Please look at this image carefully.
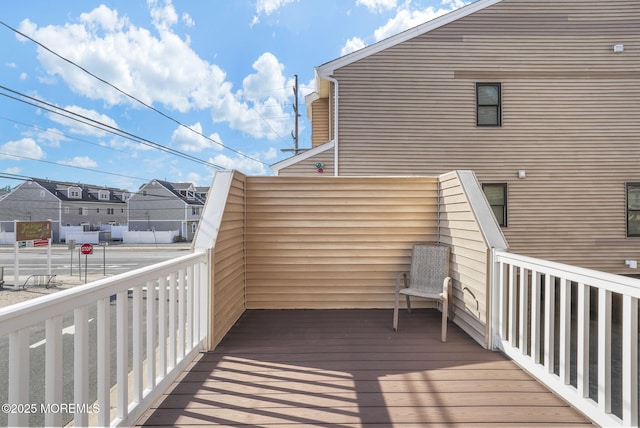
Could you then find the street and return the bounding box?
[0,244,190,287]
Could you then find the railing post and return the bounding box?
[146,280,157,392]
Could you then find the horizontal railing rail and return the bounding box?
[0,250,208,427]
[492,250,639,427]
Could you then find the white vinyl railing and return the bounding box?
[491,250,639,427]
[0,250,209,427]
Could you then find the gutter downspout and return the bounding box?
[324,75,339,176]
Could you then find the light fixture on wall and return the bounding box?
[517,170,526,179]
[625,259,637,269]
[613,44,624,53]
[315,162,324,174]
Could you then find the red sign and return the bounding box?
[80,243,93,255]
[33,239,49,247]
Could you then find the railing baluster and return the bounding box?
[178,268,186,359]
[169,272,177,369]
[508,264,517,344]
[44,316,63,427]
[577,282,590,398]
[97,297,111,428]
[146,279,157,392]
[559,278,571,385]
[8,329,29,427]
[531,271,541,364]
[74,306,89,427]
[621,294,638,426]
[116,290,128,421]
[544,273,555,374]
[133,286,143,403]
[598,288,612,413]
[497,259,506,340]
[187,264,194,349]
[158,275,167,377]
[518,266,528,354]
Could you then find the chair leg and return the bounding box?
[441,299,448,342]
[405,295,411,313]
[393,291,400,331]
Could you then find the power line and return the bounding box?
[0,19,269,167]
[0,86,225,170]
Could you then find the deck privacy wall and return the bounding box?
[210,171,246,349]
[439,171,497,347]
[244,176,439,309]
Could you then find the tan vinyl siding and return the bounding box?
[439,171,492,347]
[245,176,439,309]
[323,0,640,274]
[276,147,335,177]
[311,97,330,148]
[210,172,246,348]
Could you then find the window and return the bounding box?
[107,208,114,215]
[79,207,88,216]
[477,83,501,126]
[64,207,70,214]
[192,207,200,216]
[482,183,507,227]
[627,183,640,237]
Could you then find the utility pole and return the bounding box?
[282,74,302,155]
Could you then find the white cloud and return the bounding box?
[2,166,22,175]
[48,105,119,137]
[210,153,268,175]
[255,0,297,16]
[356,0,397,14]
[171,123,224,152]
[0,138,45,160]
[58,156,97,168]
[373,0,470,42]
[341,37,366,56]
[18,3,293,141]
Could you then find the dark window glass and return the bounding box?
[483,183,507,227]
[477,83,501,126]
[627,184,640,237]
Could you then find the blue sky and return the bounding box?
[0,0,470,191]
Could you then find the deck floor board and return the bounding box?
[136,309,593,427]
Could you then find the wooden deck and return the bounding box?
[136,309,593,427]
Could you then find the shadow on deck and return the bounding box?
[136,309,593,427]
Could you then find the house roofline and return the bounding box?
[271,141,335,175]
[316,0,503,77]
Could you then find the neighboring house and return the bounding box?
[0,179,129,242]
[127,180,206,241]
[272,0,640,275]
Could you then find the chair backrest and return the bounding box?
[408,243,450,293]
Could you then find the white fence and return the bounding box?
[0,251,209,427]
[123,230,179,244]
[491,250,639,427]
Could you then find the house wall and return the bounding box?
[244,176,439,309]
[60,201,127,227]
[0,182,60,223]
[311,97,330,148]
[128,181,186,226]
[296,0,640,275]
[276,146,335,177]
[210,171,247,349]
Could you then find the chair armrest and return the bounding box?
[395,272,408,292]
[441,276,452,304]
